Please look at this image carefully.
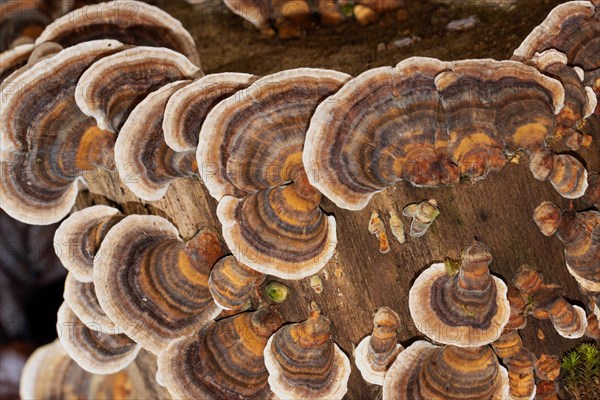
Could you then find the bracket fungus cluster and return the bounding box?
[5,0,600,398]
[198,68,350,279]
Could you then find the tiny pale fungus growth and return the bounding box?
[310,274,324,294]
[263,310,351,400]
[355,307,403,385]
[265,282,290,303]
[368,211,390,253]
[402,199,439,238]
[388,211,406,244]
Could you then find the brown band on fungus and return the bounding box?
[208,256,265,310]
[383,341,509,400]
[505,286,528,330]
[115,80,198,201]
[355,307,403,386]
[158,307,283,400]
[64,273,116,333]
[57,303,140,374]
[491,330,524,360]
[163,73,258,152]
[36,1,200,66]
[0,40,124,225]
[263,310,351,400]
[94,215,224,354]
[0,44,34,83]
[503,349,536,400]
[409,241,510,347]
[535,354,561,381]
[583,171,600,208]
[54,205,123,282]
[304,57,564,210]
[529,149,589,199]
[75,46,202,133]
[513,1,600,73]
[199,68,350,279]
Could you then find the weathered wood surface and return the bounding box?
[73,1,599,398]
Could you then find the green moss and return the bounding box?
[560,343,600,400]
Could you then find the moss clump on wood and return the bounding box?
[561,343,600,400]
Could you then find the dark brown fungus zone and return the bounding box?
[115,80,198,201]
[163,72,258,152]
[0,44,34,84]
[208,256,265,310]
[263,310,351,399]
[63,273,117,333]
[54,205,124,282]
[0,40,124,225]
[75,46,202,134]
[354,307,403,385]
[198,68,350,279]
[94,214,224,354]
[409,241,510,346]
[56,303,140,374]
[382,342,509,400]
[304,57,564,210]
[533,202,600,292]
[158,307,283,400]
[35,0,200,66]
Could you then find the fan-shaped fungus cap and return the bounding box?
[535,354,561,381]
[56,302,140,374]
[36,1,200,65]
[504,349,536,400]
[529,149,589,199]
[0,0,54,51]
[208,256,265,310]
[20,341,167,399]
[94,215,224,354]
[158,307,283,400]
[382,341,509,400]
[533,201,562,237]
[222,0,272,35]
[263,310,351,400]
[20,341,92,399]
[506,287,528,330]
[199,69,350,279]
[54,205,123,282]
[75,46,202,133]
[355,307,403,385]
[0,44,34,83]
[63,273,116,332]
[115,80,199,201]
[513,1,599,75]
[0,40,124,225]
[163,72,258,152]
[409,241,510,346]
[304,57,564,210]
